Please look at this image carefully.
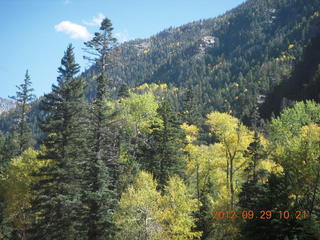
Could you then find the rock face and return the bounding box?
[0,97,16,115]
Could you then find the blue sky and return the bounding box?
[0,0,245,98]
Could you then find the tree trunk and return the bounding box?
[230,158,234,210]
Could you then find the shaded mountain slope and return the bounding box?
[261,33,320,118]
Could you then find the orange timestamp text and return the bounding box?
[211,210,310,220]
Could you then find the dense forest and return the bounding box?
[1,0,320,239]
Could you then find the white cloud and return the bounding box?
[115,29,130,43]
[83,13,105,26]
[55,21,91,40]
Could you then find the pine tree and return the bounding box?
[243,132,267,182]
[0,131,5,166]
[28,44,88,240]
[195,177,216,240]
[83,17,119,239]
[83,16,119,179]
[181,88,201,126]
[118,83,130,99]
[1,130,20,166]
[238,133,270,239]
[82,73,118,239]
[140,99,186,189]
[10,70,35,153]
[83,17,117,73]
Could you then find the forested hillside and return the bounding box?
[1,0,320,239]
[261,33,320,118]
[2,0,320,132]
[83,0,320,120]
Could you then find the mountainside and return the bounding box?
[83,0,320,121]
[2,1,320,239]
[0,97,15,115]
[1,0,320,133]
[261,33,320,118]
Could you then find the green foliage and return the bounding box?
[181,88,202,126]
[85,72,118,240]
[28,44,89,240]
[83,17,117,72]
[81,0,320,123]
[118,83,130,98]
[0,131,5,165]
[239,101,320,239]
[138,99,186,189]
[119,92,161,136]
[83,17,120,239]
[9,70,35,153]
[268,100,320,143]
[1,1,320,239]
[1,130,20,166]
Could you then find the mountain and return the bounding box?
[83,0,320,122]
[0,97,15,115]
[2,0,320,133]
[260,33,320,118]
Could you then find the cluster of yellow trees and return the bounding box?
[1,87,320,239]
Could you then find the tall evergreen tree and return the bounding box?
[83,17,117,73]
[1,130,19,166]
[139,99,186,189]
[0,130,10,239]
[181,88,201,126]
[0,131,5,166]
[84,17,119,179]
[10,70,35,153]
[28,44,88,240]
[194,177,216,240]
[83,17,119,239]
[82,73,118,239]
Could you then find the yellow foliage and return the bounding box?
[288,44,295,49]
[115,172,201,239]
[134,83,149,91]
[312,11,320,18]
[132,83,175,100]
[119,92,162,135]
[260,159,283,174]
[181,123,199,143]
[0,148,46,236]
[301,123,320,141]
[209,62,224,73]
[184,143,225,196]
[269,122,320,196]
[206,112,253,208]
[157,176,202,239]
[114,171,162,240]
[206,112,253,151]
[275,54,295,62]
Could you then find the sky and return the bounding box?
[0,0,245,98]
